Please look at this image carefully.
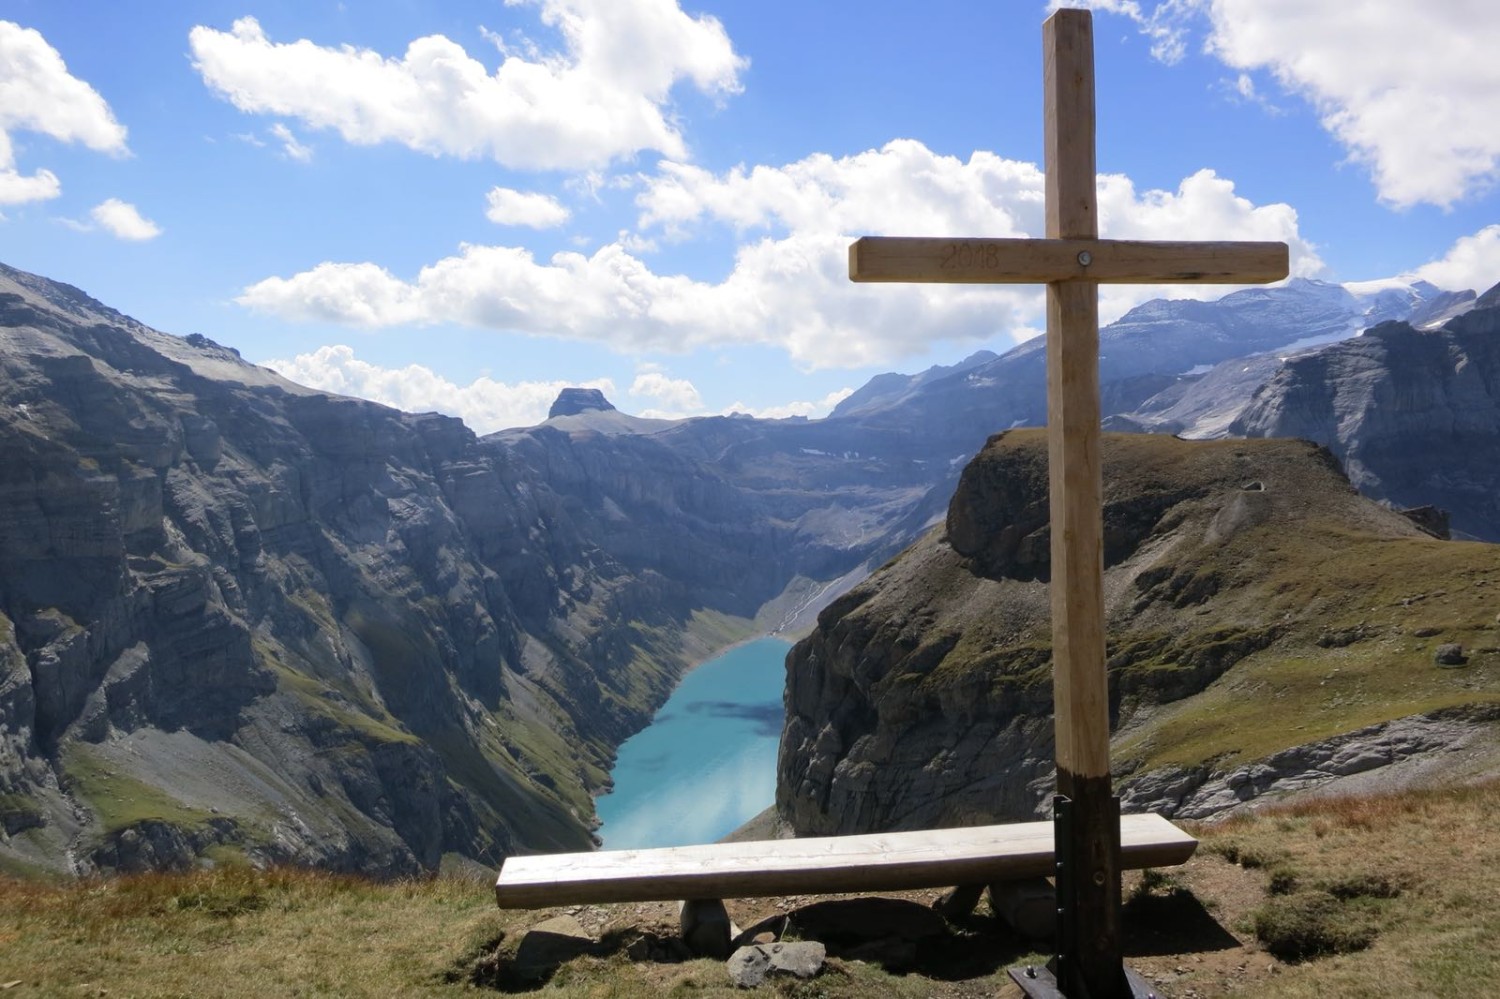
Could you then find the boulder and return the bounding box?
[726,941,825,988]
[547,387,616,418]
[513,914,595,979]
[1435,643,1467,666]
[990,878,1056,940]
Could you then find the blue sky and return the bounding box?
[2,0,1498,432]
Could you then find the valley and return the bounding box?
[2,258,1500,878]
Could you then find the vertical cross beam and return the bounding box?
[847,8,1285,996]
[1044,10,1125,998]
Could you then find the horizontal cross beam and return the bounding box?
[849,236,1289,285]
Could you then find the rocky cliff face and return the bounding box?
[1228,302,1500,538]
[778,431,1500,835]
[0,259,981,877]
[0,263,819,876]
[6,253,1497,874]
[0,294,587,873]
[1113,285,1500,541]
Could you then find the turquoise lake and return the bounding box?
[594,636,792,850]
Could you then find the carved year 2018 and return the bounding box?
[939,241,1001,270]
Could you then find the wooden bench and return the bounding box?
[494,812,1196,908]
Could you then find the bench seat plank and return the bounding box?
[494,812,1195,908]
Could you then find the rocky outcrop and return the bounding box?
[778,431,1500,835]
[1121,705,1500,818]
[548,388,615,418]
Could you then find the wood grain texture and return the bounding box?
[493,813,1197,908]
[848,237,1289,285]
[1046,278,1109,780]
[1044,8,1096,241]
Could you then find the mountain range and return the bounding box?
[2,258,1498,875]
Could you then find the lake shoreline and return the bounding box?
[593,636,793,850]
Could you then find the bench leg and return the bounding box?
[679,898,742,959]
[932,883,986,920]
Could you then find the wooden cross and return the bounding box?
[848,9,1287,998]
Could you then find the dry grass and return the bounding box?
[0,867,508,997]
[1,779,1496,997]
[1162,779,1500,997]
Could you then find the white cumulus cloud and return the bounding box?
[629,370,703,414]
[1075,0,1500,208]
[238,141,1319,369]
[726,387,856,420]
[0,20,128,205]
[90,198,161,240]
[486,187,570,228]
[189,1,746,170]
[1345,225,1500,297]
[1201,0,1500,208]
[637,139,1045,239]
[262,344,615,433]
[1049,0,1192,63]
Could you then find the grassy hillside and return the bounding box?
[977,431,1500,771]
[779,431,1500,837]
[1,779,1496,997]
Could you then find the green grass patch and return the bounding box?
[1111,522,1500,771]
[426,724,593,855]
[0,847,54,880]
[1251,889,1380,961]
[1116,645,1500,772]
[682,607,757,652]
[0,792,43,833]
[265,656,419,747]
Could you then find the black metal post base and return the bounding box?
[1007,961,1159,998]
[1009,791,1142,997]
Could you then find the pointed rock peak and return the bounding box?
[1476,279,1500,311]
[549,387,617,418]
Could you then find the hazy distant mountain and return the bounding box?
[1228,292,1500,538]
[1101,282,1500,539]
[830,350,998,419]
[838,278,1471,434]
